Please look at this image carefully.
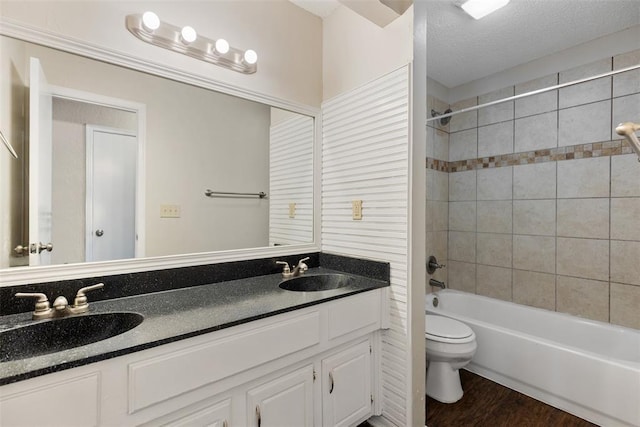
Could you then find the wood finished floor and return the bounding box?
[425,370,598,427]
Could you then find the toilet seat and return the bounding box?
[426,315,475,344]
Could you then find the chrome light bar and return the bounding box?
[125,13,257,74]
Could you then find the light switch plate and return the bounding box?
[352,200,363,220]
[288,203,296,218]
[160,204,180,218]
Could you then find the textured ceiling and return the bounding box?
[426,0,640,88]
[289,0,640,88]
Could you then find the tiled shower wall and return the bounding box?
[425,96,450,287]
[427,49,640,330]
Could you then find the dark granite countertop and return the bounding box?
[0,267,388,386]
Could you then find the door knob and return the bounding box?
[36,242,53,253]
[14,244,29,255]
[95,229,104,237]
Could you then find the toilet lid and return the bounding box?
[425,315,473,340]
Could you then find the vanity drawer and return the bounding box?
[327,291,381,341]
[0,372,99,427]
[128,311,321,413]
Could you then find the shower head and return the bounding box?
[615,122,640,162]
[431,108,453,126]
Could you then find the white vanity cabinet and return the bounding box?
[0,289,386,427]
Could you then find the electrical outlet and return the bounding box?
[160,204,181,218]
[352,200,363,220]
[288,203,296,218]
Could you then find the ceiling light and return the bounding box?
[180,26,197,43]
[215,39,230,54]
[461,0,510,20]
[142,11,160,31]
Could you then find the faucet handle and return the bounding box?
[296,257,310,273]
[73,283,104,309]
[427,256,446,274]
[15,292,50,312]
[276,260,290,272]
[15,292,53,319]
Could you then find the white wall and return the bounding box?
[0,0,323,107]
[322,4,413,101]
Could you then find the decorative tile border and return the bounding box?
[426,139,633,172]
[426,158,448,172]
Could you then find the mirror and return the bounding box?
[0,35,314,269]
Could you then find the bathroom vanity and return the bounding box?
[0,258,389,427]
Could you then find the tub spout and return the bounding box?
[429,279,446,289]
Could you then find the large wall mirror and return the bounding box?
[0,33,316,279]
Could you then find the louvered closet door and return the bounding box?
[321,65,410,426]
[269,115,314,246]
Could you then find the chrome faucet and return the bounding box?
[429,278,446,290]
[15,283,104,320]
[276,257,309,278]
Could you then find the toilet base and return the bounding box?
[426,361,463,403]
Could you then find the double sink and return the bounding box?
[0,273,352,363]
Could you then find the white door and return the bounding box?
[28,57,53,266]
[246,365,314,427]
[85,126,137,262]
[322,341,372,427]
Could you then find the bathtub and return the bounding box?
[425,290,640,427]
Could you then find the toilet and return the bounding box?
[425,314,477,403]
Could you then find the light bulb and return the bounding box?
[142,11,160,31]
[461,0,510,19]
[181,26,197,43]
[243,49,258,65]
[215,39,230,54]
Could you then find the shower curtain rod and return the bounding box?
[426,63,640,123]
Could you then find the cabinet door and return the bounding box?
[246,365,314,427]
[322,341,372,427]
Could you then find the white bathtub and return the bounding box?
[425,290,640,427]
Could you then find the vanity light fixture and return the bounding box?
[244,49,258,65]
[141,11,160,31]
[180,26,197,44]
[460,0,510,19]
[215,39,230,54]
[126,12,257,74]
